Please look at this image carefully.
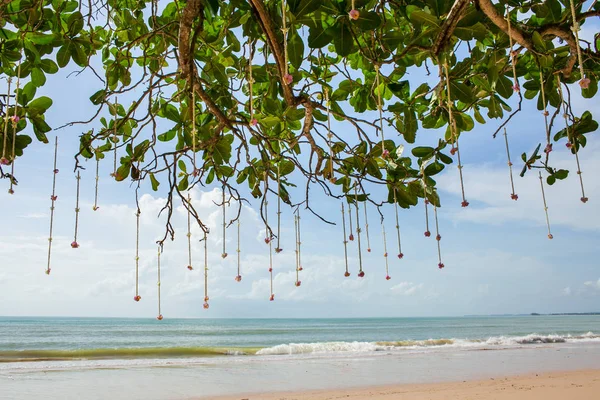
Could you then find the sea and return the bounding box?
[1,315,600,399]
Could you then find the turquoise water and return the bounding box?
[1,315,599,362]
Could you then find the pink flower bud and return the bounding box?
[10,115,20,124]
[424,231,431,237]
[438,262,445,269]
[269,294,275,301]
[51,195,58,201]
[295,281,301,287]
[268,267,272,273]
[235,275,242,282]
[203,302,210,309]
[284,73,293,85]
[512,84,520,92]
[344,271,351,277]
[511,193,519,201]
[157,315,164,321]
[187,265,193,271]
[579,78,591,89]
[54,169,59,174]
[450,147,457,156]
[548,234,553,240]
[461,200,469,207]
[134,295,141,302]
[397,253,404,259]
[358,271,365,278]
[221,253,228,259]
[0,157,9,166]
[385,275,391,281]
[436,234,441,241]
[581,197,589,203]
[566,142,572,149]
[71,241,79,249]
[382,149,389,158]
[544,143,552,154]
[204,296,210,302]
[250,119,258,127]
[349,233,354,241]
[349,9,360,20]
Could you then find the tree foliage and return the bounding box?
[0,0,598,240]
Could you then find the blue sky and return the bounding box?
[0,18,599,319]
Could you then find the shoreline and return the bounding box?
[209,369,600,400]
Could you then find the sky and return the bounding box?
[0,17,599,319]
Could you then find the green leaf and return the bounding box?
[158,128,177,142]
[90,90,106,105]
[407,7,440,27]
[352,11,382,31]
[56,42,74,68]
[278,159,295,176]
[178,159,187,173]
[40,59,59,74]
[412,146,435,158]
[149,173,160,191]
[178,175,189,191]
[30,116,51,143]
[115,163,131,182]
[555,169,569,180]
[333,23,353,57]
[582,78,598,99]
[27,96,53,116]
[449,81,474,104]
[424,161,445,176]
[496,75,513,99]
[288,31,304,70]
[308,26,332,49]
[292,0,320,17]
[31,68,46,87]
[67,11,84,36]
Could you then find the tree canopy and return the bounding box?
[1,0,598,243]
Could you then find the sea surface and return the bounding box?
[1,316,600,399]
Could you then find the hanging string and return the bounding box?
[444,60,468,207]
[354,184,364,277]
[363,200,371,252]
[568,0,589,88]
[203,231,210,309]
[265,172,274,301]
[8,53,22,194]
[1,78,12,166]
[392,188,404,258]
[296,209,302,273]
[134,207,141,301]
[503,128,518,200]
[341,203,350,277]
[191,91,198,176]
[111,97,118,177]
[325,88,334,180]
[93,152,100,210]
[433,205,444,269]
[294,213,301,287]
[46,137,59,275]
[539,70,552,155]
[248,39,257,126]
[557,75,587,203]
[423,186,431,237]
[506,8,520,92]
[186,193,193,270]
[157,245,163,320]
[222,186,228,258]
[281,0,292,84]
[71,171,81,249]
[347,199,354,241]
[538,172,553,239]
[374,65,387,157]
[382,219,390,280]
[275,154,283,253]
[235,218,242,282]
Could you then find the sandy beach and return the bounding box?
[213,369,600,400]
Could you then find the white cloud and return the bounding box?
[583,279,600,291]
[390,282,424,296]
[562,287,572,296]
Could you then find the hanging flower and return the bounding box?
[10,115,19,124]
[544,143,553,154]
[438,262,445,269]
[204,296,209,302]
[547,234,554,240]
[235,275,242,282]
[511,193,519,201]
[187,265,193,271]
[284,73,293,85]
[192,169,200,177]
[382,149,389,158]
[461,200,469,207]
[450,147,457,156]
[295,281,301,287]
[512,84,520,92]
[157,315,163,321]
[275,247,283,253]
[250,119,258,127]
[71,241,79,249]
[221,253,228,259]
[0,157,9,166]
[54,169,59,174]
[268,267,272,273]
[349,9,360,20]
[397,253,404,259]
[581,197,589,203]
[436,234,441,241]
[264,237,271,244]
[543,111,549,117]
[566,142,573,149]
[134,295,141,302]
[344,271,351,277]
[385,275,391,281]
[8,188,14,195]
[424,231,431,237]
[203,302,210,309]
[349,233,354,241]
[367,248,371,253]
[51,195,58,201]
[298,266,303,271]
[45,269,51,275]
[93,206,99,211]
[269,294,275,301]
[358,271,365,278]
[579,77,591,89]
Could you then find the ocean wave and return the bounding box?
[255,333,600,355]
[2,333,599,362]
